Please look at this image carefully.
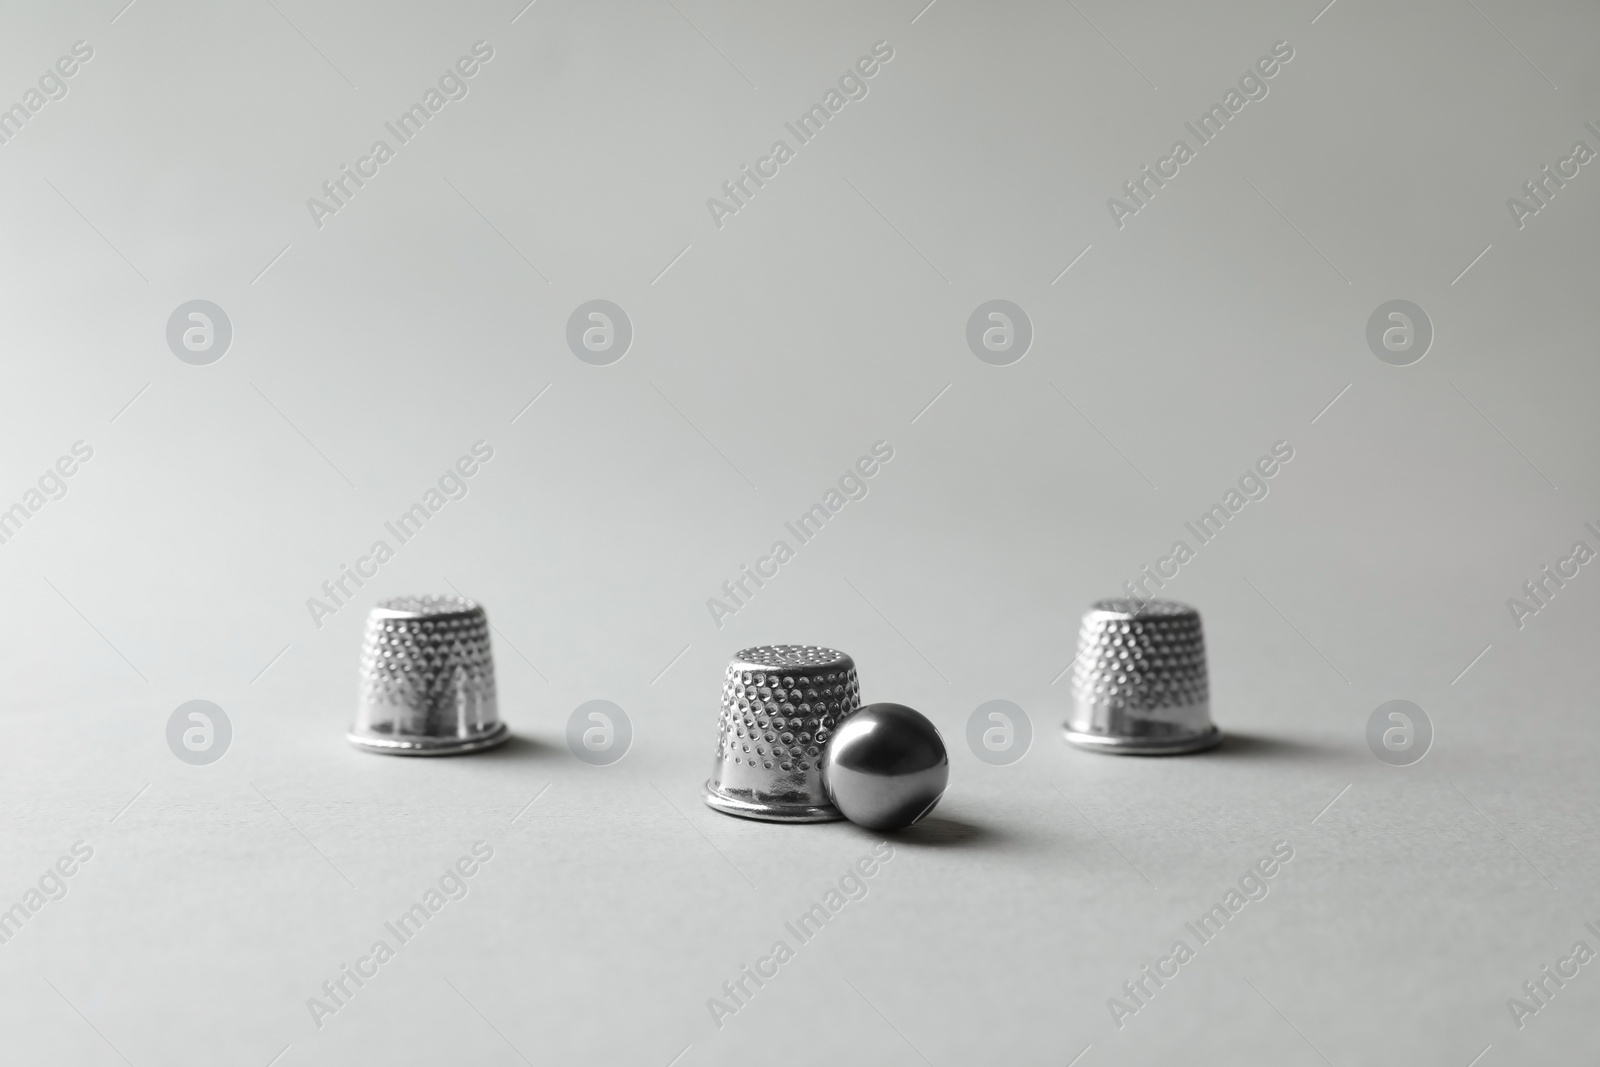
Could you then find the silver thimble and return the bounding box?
[1064,599,1220,755]
[349,594,510,755]
[703,645,860,822]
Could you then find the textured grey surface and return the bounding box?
[0,1,1598,1064]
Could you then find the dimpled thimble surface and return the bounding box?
[1064,599,1220,755]
[703,645,860,822]
[349,595,510,756]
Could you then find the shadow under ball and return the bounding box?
[822,703,949,831]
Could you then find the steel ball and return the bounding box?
[821,703,949,830]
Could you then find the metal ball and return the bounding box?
[821,703,949,831]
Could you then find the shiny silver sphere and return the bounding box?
[821,703,949,831]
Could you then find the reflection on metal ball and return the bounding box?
[821,703,949,831]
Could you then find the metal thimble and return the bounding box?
[703,645,860,822]
[349,594,510,756]
[1064,599,1220,755]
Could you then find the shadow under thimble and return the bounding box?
[703,645,859,822]
[348,595,510,756]
[1064,598,1221,755]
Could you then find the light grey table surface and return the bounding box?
[1,1,1597,1064]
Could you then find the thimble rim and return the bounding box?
[1063,723,1220,756]
[702,781,845,822]
[348,721,510,756]
[1085,598,1198,620]
[369,594,482,619]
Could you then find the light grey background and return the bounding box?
[1,0,1597,1063]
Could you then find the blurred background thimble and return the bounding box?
[1064,599,1220,755]
[349,594,510,755]
[704,645,860,822]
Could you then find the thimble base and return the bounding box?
[1063,724,1221,756]
[348,721,511,756]
[702,782,844,823]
